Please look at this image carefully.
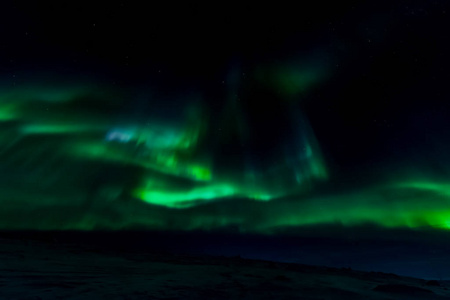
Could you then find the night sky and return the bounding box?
[2,0,450,262]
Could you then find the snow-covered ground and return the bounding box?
[1,235,449,299]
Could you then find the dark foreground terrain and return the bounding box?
[0,233,449,300]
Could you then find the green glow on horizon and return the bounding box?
[250,181,450,233]
[2,175,450,231]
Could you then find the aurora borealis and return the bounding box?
[2,75,450,233]
[1,0,450,241]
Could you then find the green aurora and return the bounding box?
[0,72,449,234]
